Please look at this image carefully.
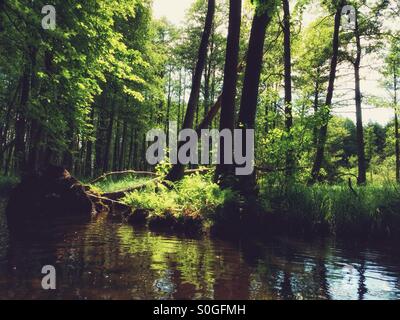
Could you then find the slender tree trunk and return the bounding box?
[236,6,273,195]
[119,119,128,170]
[182,71,187,127]
[178,70,182,131]
[0,80,20,172]
[127,126,134,169]
[133,129,139,169]
[14,65,30,174]
[283,0,294,178]
[113,116,121,171]
[166,66,172,141]
[95,86,108,175]
[27,47,42,172]
[204,44,212,119]
[215,0,242,185]
[63,120,75,171]
[313,73,320,145]
[103,104,115,173]
[394,71,400,183]
[166,0,215,182]
[85,107,95,177]
[310,1,343,184]
[5,143,14,175]
[354,13,367,185]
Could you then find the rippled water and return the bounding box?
[0,200,399,300]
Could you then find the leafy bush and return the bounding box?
[122,173,236,220]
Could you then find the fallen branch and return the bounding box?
[185,168,212,174]
[87,192,131,212]
[99,168,213,201]
[90,170,157,184]
[101,177,163,200]
[255,166,308,173]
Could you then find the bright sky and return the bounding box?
[152,0,395,125]
[152,0,195,25]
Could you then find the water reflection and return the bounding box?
[0,203,399,300]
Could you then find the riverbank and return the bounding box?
[1,173,399,239]
[90,173,400,239]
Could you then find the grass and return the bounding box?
[90,176,151,193]
[88,172,400,239]
[261,182,400,238]
[122,173,237,232]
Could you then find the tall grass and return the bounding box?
[262,182,400,237]
[87,171,400,238]
[90,176,150,193]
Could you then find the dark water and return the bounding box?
[0,201,400,300]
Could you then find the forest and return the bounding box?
[0,0,400,239]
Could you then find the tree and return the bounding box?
[166,0,216,182]
[382,36,400,182]
[282,0,294,178]
[215,0,242,186]
[310,0,344,184]
[236,0,275,195]
[353,7,367,184]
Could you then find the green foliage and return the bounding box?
[262,182,400,237]
[91,176,150,193]
[123,173,236,219]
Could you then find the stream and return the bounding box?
[0,200,399,300]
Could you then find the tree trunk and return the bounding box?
[283,0,294,178]
[166,0,215,182]
[133,128,139,169]
[166,66,172,141]
[394,71,400,183]
[178,70,183,131]
[313,71,320,145]
[119,119,128,171]
[204,46,212,119]
[215,0,242,185]
[310,1,343,184]
[95,87,108,176]
[113,116,121,171]
[236,6,273,195]
[127,126,134,169]
[103,104,115,173]
[85,107,95,177]
[14,66,30,173]
[354,13,367,185]
[0,80,20,172]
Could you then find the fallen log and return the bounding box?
[6,166,96,234]
[99,168,212,201]
[101,177,162,201]
[89,170,157,184]
[5,165,135,234]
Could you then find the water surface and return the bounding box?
[0,200,399,300]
